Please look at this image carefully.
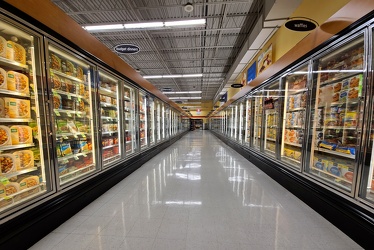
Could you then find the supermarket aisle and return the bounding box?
[30,131,362,250]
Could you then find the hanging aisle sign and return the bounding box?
[285,19,317,32]
[114,44,140,54]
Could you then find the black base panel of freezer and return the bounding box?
[0,131,188,249]
[212,131,374,250]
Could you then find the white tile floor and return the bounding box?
[30,131,362,250]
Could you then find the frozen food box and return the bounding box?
[0,36,6,58]
[10,125,33,144]
[5,182,20,196]
[7,71,29,94]
[59,142,72,156]
[67,120,78,133]
[0,67,7,89]
[53,93,62,109]
[348,87,359,99]
[2,98,31,118]
[0,153,19,174]
[50,53,62,71]
[51,75,61,90]
[0,125,12,147]
[13,150,34,170]
[0,98,4,117]
[0,183,5,198]
[12,43,26,65]
[5,41,14,61]
[18,176,39,190]
[57,119,69,133]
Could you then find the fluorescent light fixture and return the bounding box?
[143,74,203,79]
[124,22,163,29]
[163,91,202,94]
[164,19,206,27]
[84,24,124,31]
[163,74,182,78]
[169,97,202,100]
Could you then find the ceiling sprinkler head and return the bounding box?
[184,3,194,12]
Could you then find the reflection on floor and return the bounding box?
[30,131,362,250]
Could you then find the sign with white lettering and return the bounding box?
[285,19,317,32]
[114,44,140,54]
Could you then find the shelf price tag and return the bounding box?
[78,97,81,102]
[73,134,78,139]
[82,154,87,157]
[74,155,79,160]
[63,136,69,140]
[66,112,72,117]
[76,113,81,118]
[81,134,86,138]
[68,94,72,100]
[54,110,61,116]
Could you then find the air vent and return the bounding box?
[175,100,183,104]
[162,87,172,92]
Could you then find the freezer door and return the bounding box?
[123,82,137,156]
[0,17,54,216]
[98,70,121,167]
[139,92,148,149]
[47,43,98,187]
[306,34,365,194]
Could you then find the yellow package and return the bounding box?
[10,125,33,145]
[18,176,39,190]
[3,98,31,118]
[13,150,34,170]
[7,71,29,94]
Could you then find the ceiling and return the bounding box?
[50,0,300,103]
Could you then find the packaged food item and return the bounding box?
[336,146,355,155]
[18,176,39,190]
[75,100,84,112]
[58,162,69,176]
[339,90,348,102]
[348,87,359,99]
[0,183,5,198]
[2,98,30,118]
[0,67,7,89]
[57,120,69,133]
[5,41,14,61]
[59,142,72,156]
[349,76,360,88]
[65,79,75,93]
[13,43,26,64]
[51,74,61,90]
[0,153,18,174]
[319,141,337,150]
[65,60,75,76]
[75,121,89,133]
[326,162,341,177]
[5,182,20,195]
[0,98,4,117]
[67,120,78,133]
[50,53,61,71]
[0,125,12,147]
[76,67,84,80]
[61,98,74,110]
[313,157,324,170]
[53,93,62,109]
[10,125,32,144]
[13,150,34,170]
[333,82,342,93]
[0,36,6,58]
[77,83,85,96]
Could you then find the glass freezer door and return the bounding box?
[48,43,97,186]
[0,17,53,214]
[244,98,252,146]
[264,81,280,158]
[307,35,365,193]
[253,93,263,150]
[123,83,137,156]
[98,70,121,167]
[281,65,308,169]
[139,92,148,149]
[148,97,155,146]
[156,100,160,142]
[161,103,165,140]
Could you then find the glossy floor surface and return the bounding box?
[30,131,362,249]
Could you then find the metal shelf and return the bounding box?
[50,69,84,83]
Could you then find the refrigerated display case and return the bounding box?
[139,91,148,149]
[238,101,244,143]
[244,98,252,146]
[161,102,165,140]
[306,34,365,193]
[165,105,169,139]
[253,92,263,150]
[48,43,97,186]
[0,18,53,213]
[148,97,155,146]
[123,82,137,155]
[280,65,308,169]
[155,100,161,142]
[264,81,280,157]
[98,70,121,167]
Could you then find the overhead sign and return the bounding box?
[247,62,256,85]
[285,19,317,32]
[114,44,140,54]
[231,83,243,88]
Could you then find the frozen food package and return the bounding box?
[7,71,29,94]
[0,98,4,118]
[0,36,6,58]
[10,125,33,144]
[5,41,14,61]
[18,176,39,190]
[50,53,62,71]
[53,93,62,109]
[0,183,5,198]
[5,182,20,196]
[2,98,31,118]
[348,87,359,99]
[57,119,69,133]
[13,150,34,170]
[59,142,72,156]
[67,120,78,133]
[76,66,84,80]
[0,67,7,89]
[0,125,12,147]
[0,153,18,174]
[51,74,61,90]
[12,43,26,64]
